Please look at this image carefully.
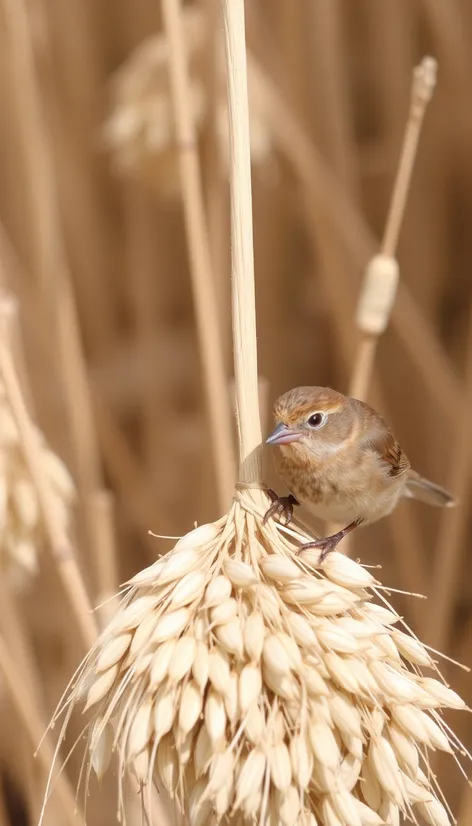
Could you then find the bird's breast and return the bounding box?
[273,443,406,524]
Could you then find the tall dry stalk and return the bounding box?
[161,0,236,511]
[38,5,471,826]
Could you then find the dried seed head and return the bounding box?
[260,555,303,582]
[50,499,469,826]
[204,575,232,607]
[243,610,265,661]
[239,663,262,713]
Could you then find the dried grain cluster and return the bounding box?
[103,6,273,196]
[0,381,75,583]
[65,493,468,826]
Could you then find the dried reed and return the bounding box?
[40,4,470,826]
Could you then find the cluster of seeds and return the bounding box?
[102,6,273,197]
[0,382,74,584]
[67,505,469,826]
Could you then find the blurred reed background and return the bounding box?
[0,0,471,824]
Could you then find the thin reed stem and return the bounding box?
[349,57,437,401]
[221,0,262,481]
[161,0,236,510]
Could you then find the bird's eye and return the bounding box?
[306,411,327,429]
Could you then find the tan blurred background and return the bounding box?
[0,0,471,823]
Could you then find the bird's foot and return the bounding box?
[298,519,362,563]
[298,534,343,563]
[263,490,299,526]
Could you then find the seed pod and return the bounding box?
[368,737,404,807]
[215,620,244,658]
[363,604,399,626]
[169,570,206,608]
[245,702,265,744]
[211,598,239,625]
[416,798,451,826]
[328,690,363,740]
[257,584,281,622]
[268,742,292,791]
[194,724,213,777]
[317,625,360,654]
[323,551,377,588]
[127,700,153,758]
[390,704,428,741]
[204,575,232,607]
[260,556,303,583]
[263,634,293,675]
[84,664,119,710]
[368,661,425,704]
[157,735,179,796]
[188,778,213,826]
[208,648,231,695]
[174,521,220,551]
[324,652,359,694]
[387,723,419,775]
[421,713,453,753]
[158,548,201,584]
[96,633,132,672]
[239,664,262,713]
[352,798,385,826]
[319,796,345,826]
[302,664,330,696]
[332,788,363,826]
[168,635,196,681]
[127,614,157,661]
[339,753,362,792]
[91,722,113,781]
[289,731,313,788]
[281,578,326,605]
[192,641,209,690]
[309,721,341,771]
[391,630,433,666]
[179,680,202,735]
[233,749,266,809]
[276,632,303,669]
[277,784,300,826]
[207,749,235,794]
[224,670,239,723]
[360,758,382,810]
[205,688,227,743]
[151,607,190,644]
[244,611,265,661]
[285,611,320,649]
[420,678,466,710]
[150,639,175,687]
[153,684,177,742]
[224,559,259,588]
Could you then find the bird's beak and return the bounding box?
[265,422,303,446]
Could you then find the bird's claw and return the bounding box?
[298,535,341,563]
[263,490,299,526]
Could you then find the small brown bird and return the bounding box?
[264,386,455,560]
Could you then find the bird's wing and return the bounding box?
[363,422,410,478]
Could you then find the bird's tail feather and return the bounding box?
[404,471,456,508]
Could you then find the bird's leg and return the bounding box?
[298,518,363,562]
[263,490,300,526]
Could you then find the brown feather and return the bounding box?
[405,471,456,507]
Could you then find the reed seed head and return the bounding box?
[52,489,469,826]
[0,380,74,586]
[102,6,274,197]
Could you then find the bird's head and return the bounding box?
[266,386,358,458]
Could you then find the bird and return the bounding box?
[263,385,455,561]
